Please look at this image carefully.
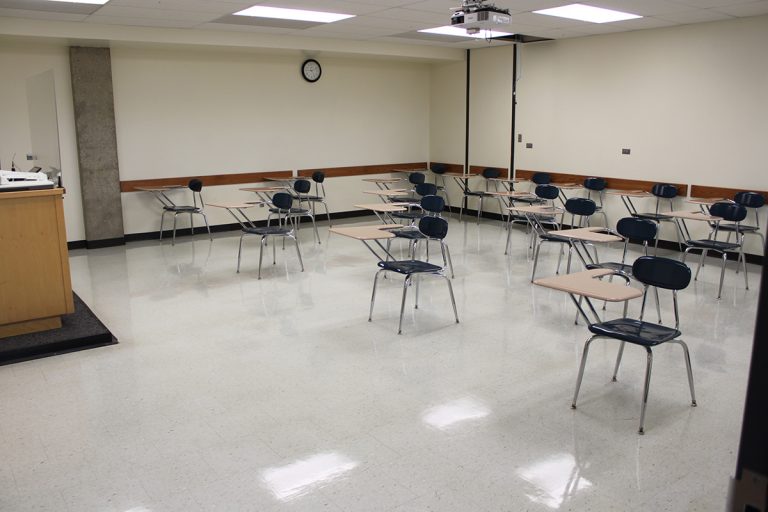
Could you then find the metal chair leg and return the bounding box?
[717,251,728,299]
[612,341,625,381]
[638,347,654,435]
[292,234,304,272]
[202,212,212,241]
[172,213,178,246]
[159,210,167,240]
[398,275,411,335]
[189,212,194,235]
[415,275,420,309]
[531,241,542,282]
[258,236,266,279]
[310,213,320,244]
[236,233,245,272]
[572,335,598,409]
[740,243,749,290]
[695,249,706,280]
[443,243,455,279]
[444,274,459,324]
[369,270,383,321]
[673,339,697,406]
[654,287,662,324]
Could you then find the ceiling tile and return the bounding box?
[0,0,98,15]
[0,6,89,20]
[711,0,768,15]
[656,7,735,21]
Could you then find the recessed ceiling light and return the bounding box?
[419,26,513,39]
[233,6,355,23]
[46,0,108,4]
[533,3,642,23]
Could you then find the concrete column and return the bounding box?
[69,47,124,247]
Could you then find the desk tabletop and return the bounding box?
[605,189,652,198]
[135,185,185,191]
[362,178,402,184]
[363,189,409,196]
[488,177,525,184]
[534,269,643,302]
[687,197,731,205]
[264,176,300,182]
[547,226,622,243]
[485,190,536,198]
[354,203,408,212]
[507,205,563,215]
[443,172,476,178]
[667,210,722,221]
[207,202,256,210]
[240,186,289,193]
[329,224,396,240]
[554,182,582,189]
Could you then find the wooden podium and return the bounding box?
[0,188,74,338]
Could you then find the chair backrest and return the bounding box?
[430,163,447,175]
[583,177,606,191]
[415,182,438,197]
[419,216,448,240]
[409,172,426,185]
[293,179,312,194]
[272,192,293,210]
[565,197,596,217]
[421,195,445,215]
[734,191,765,209]
[633,256,691,291]
[188,178,203,192]
[532,172,550,185]
[709,201,747,223]
[616,217,657,243]
[535,184,560,201]
[651,183,678,199]
[311,171,325,183]
[482,168,501,179]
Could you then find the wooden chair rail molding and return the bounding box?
[120,170,293,192]
[515,169,688,196]
[690,184,768,199]
[298,162,429,179]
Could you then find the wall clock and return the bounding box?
[301,59,322,83]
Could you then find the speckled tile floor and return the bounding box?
[0,215,759,511]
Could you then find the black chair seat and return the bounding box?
[391,211,426,220]
[589,318,681,347]
[377,259,443,275]
[586,262,633,275]
[243,226,292,235]
[301,195,324,201]
[512,197,544,204]
[633,212,672,221]
[716,223,760,233]
[163,205,199,212]
[464,191,495,197]
[540,233,570,243]
[685,239,740,251]
[269,207,310,215]
[392,229,427,240]
[387,196,416,203]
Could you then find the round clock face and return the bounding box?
[302,59,322,83]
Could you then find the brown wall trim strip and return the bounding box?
[690,185,768,199]
[120,170,293,192]
[297,162,429,179]
[516,169,687,196]
[469,165,505,175]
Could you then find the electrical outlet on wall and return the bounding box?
[622,148,631,155]
[518,134,523,142]
[526,143,533,149]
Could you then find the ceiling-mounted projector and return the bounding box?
[451,0,511,34]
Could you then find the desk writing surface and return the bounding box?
[687,197,730,205]
[362,178,402,184]
[135,185,184,192]
[207,202,256,210]
[443,172,475,178]
[547,227,622,243]
[329,225,396,240]
[240,186,288,193]
[507,205,563,215]
[485,190,535,198]
[554,183,582,189]
[667,210,721,221]
[534,269,643,302]
[354,203,408,212]
[488,177,525,183]
[606,189,652,198]
[363,189,408,196]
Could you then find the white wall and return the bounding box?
[111,46,432,233]
[514,15,768,253]
[0,41,85,242]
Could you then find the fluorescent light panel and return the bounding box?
[46,0,108,4]
[419,26,513,39]
[233,6,354,23]
[534,3,641,23]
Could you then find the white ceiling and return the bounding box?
[1,0,767,48]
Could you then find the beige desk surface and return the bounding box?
[547,226,622,243]
[329,225,396,240]
[363,189,409,196]
[667,210,722,222]
[486,190,535,198]
[207,202,256,209]
[554,183,582,189]
[354,203,408,212]
[687,197,730,205]
[135,185,185,192]
[264,176,300,181]
[605,189,652,198]
[534,269,643,302]
[362,178,402,184]
[443,172,476,178]
[507,205,563,215]
[240,186,289,193]
[488,177,526,183]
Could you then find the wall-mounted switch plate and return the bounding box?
[26,154,36,160]
[518,134,523,142]
[526,143,533,149]
[621,148,631,155]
